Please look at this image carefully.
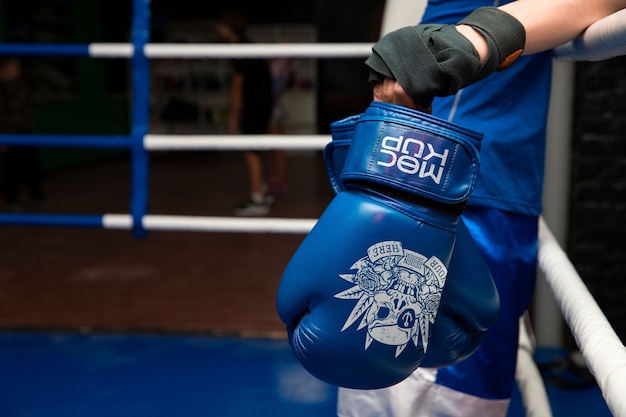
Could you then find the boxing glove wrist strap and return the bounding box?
[340,102,482,205]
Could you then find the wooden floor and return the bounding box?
[0,150,334,337]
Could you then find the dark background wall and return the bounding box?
[569,56,626,343]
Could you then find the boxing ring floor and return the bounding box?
[0,332,611,417]
[0,151,612,417]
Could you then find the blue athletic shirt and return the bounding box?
[423,0,553,216]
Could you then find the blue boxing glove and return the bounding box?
[276,101,488,389]
[324,111,499,369]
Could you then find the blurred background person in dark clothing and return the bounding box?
[216,9,275,216]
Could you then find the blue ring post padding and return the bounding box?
[0,213,104,228]
[0,43,91,56]
[129,0,151,238]
[0,134,131,148]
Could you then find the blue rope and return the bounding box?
[0,43,90,56]
[0,213,104,228]
[0,134,131,148]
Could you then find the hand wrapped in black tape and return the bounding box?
[366,7,526,108]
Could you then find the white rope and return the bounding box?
[87,43,373,58]
[144,134,329,151]
[144,43,373,58]
[538,216,626,417]
[102,214,317,234]
[516,313,553,417]
[554,8,626,61]
[89,43,134,57]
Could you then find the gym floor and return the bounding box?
[0,150,611,416]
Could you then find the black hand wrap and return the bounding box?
[366,7,525,108]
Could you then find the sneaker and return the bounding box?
[234,197,271,217]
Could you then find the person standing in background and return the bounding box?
[266,56,292,194]
[216,9,275,216]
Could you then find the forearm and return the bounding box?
[503,0,626,53]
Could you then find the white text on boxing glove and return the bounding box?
[377,135,450,184]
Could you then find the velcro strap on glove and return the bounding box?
[340,101,482,204]
[366,7,525,108]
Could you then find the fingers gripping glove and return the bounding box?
[323,111,499,368]
[276,101,485,389]
[366,7,525,108]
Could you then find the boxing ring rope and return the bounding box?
[0,42,374,59]
[537,217,626,417]
[144,134,329,151]
[2,1,626,415]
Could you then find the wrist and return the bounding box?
[455,25,489,63]
[457,7,526,72]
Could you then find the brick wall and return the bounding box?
[568,56,626,341]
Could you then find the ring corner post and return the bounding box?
[129,0,151,238]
